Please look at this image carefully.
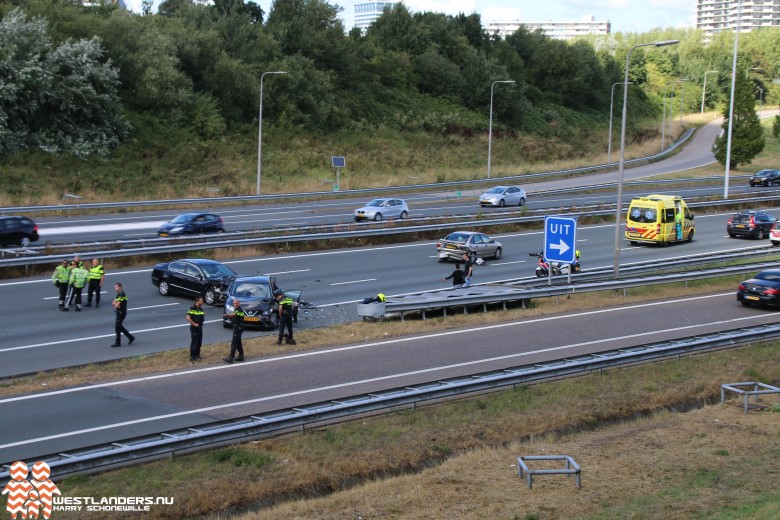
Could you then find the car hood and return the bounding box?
[355,206,379,213]
[158,222,188,232]
[232,297,275,312]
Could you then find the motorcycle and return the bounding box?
[529,252,580,277]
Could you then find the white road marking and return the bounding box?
[262,269,311,276]
[44,290,108,301]
[330,278,377,286]
[492,260,527,266]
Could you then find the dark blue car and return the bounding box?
[158,212,225,237]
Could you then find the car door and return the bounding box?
[470,234,486,257]
[505,187,519,205]
[203,214,219,233]
[174,261,202,295]
[385,200,399,219]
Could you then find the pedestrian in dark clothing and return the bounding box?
[274,290,296,345]
[462,253,474,287]
[51,259,70,311]
[110,282,135,347]
[223,299,245,363]
[85,259,105,308]
[443,263,465,288]
[186,296,205,362]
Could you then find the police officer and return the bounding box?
[51,259,71,311]
[223,299,245,363]
[85,259,105,308]
[66,261,89,311]
[110,282,135,347]
[275,289,296,346]
[186,296,205,362]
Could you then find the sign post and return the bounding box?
[331,156,345,191]
[544,216,577,284]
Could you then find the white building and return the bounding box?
[354,2,397,31]
[486,15,610,41]
[697,0,780,39]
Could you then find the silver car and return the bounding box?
[479,186,527,207]
[354,198,409,221]
[436,231,503,262]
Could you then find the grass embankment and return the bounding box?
[6,276,780,519]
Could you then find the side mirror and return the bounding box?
[489,239,495,243]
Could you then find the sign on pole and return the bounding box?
[331,156,345,191]
[544,216,577,264]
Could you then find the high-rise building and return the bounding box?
[486,15,610,41]
[354,2,397,31]
[697,0,780,39]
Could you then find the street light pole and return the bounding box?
[608,81,631,164]
[487,80,515,179]
[613,40,679,279]
[256,70,287,196]
[661,80,672,150]
[700,70,718,113]
[678,78,688,122]
[724,0,744,199]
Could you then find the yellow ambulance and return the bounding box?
[625,194,695,245]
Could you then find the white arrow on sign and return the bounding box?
[549,239,570,255]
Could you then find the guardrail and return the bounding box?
[0,129,695,214]
[2,317,777,483]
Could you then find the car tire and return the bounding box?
[687,228,694,242]
[223,320,232,328]
[20,236,31,247]
[204,287,218,306]
[438,257,447,263]
[158,280,170,296]
[764,181,770,187]
[630,240,638,245]
[373,213,383,221]
[740,300,751,307]
[518,197,525,207]
[493,247,502,260]
[400,211,408,219]
[498,199,505,207]
[728,232,736,238]
[772,241,780,247]
[757,228,766,240]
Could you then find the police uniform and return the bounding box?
[86,261,104,308]
[51,260,71,311]
[186,302,205,361]
[275,290,296,345]
[223,303,245,363]
[111,287,135,347]
[66,263,89,311]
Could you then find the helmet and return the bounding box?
[575,250,581,259]
[377,293,386,302]
[273,289,284,297]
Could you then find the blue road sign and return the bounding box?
[331,156,346,168]
[544,216,577,264]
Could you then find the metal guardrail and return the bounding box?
[2,317,777,483]
[0,129,695,214]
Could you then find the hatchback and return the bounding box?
[0,216,39,247]
[223,276,302,330]
[737,269,780,308]
[353,199,409,221]
[158,212,225,237]
[749,169,780,187]
[436,231,503,262]
[478,186,527,207]
[726,210,775,240]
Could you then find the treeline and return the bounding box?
[1,0,779,158]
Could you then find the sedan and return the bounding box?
[354,199,409,221]
[151,258,237,305]
[737,269,780,308]
[726,211,775,240]
[749,169,780,187]
[158,212,225,237]
[223,276,301,329]
[0,216,39,247]
[479,186,527,207]
[436,231,503,262]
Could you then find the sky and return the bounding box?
[124,0,698,34]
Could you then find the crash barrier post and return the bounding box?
[720,381,780,414]
[516,455,581,489]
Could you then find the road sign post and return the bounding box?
[544,216,577,284]
[331,156,345,191]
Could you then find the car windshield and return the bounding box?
[170,214,194,224]
[755,272,780,282]
[485,187,505,194]
[201,264,235,278]
[444,232,471,243]
[629,207,657,223]
[365,199,387,207]
[231,282,271,298]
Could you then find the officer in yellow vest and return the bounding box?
[275,289,296,345]
[66,261,90,311]
[51,259,71,311]
[85,259,105,308]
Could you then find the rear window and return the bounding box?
[756,271,780,282]
[444,232,470,243]
[629,207,657,223]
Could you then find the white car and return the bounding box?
[479,186,527,207]
[354,198,409,221]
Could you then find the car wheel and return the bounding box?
[518,197,525,207]
[158,280,170,296]
[630,241,638,245]
[764,180,770,186]
[498,199,505,207]
[740,300,751,307]
[223,320,232,328]
[687,228,694,242]
[373,213,383,221]
[400,211,408,219]
[493,247,502,260]
[204,287,218,306]
[728,232,736,238]
[757,228,766,240]
[20,236,31,247]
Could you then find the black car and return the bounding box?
[158,212,225,237]
[737,269,780,308]
[222,276,302,330]
[749,169,780,187]
[0,216,39,247]
[151,258,237,305]
[726,210,776,239]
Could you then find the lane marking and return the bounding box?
[492,260,527,266]
[262,269,311,276]
[0,297,771,450]
[330,278,377,286]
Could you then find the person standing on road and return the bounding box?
[51,259,71,311]
[186,296,205,362]
[110,282,135,347]
[85,259,104,308]
[442,263,465,288]
[66,261,89,311]
[223,299,245,363]
[275,290,296,346]
[462,253,474,288]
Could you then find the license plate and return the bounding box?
[746,295,760,301]
[446,244,456,249]
[735,225,746,229]
[159,233,169,237]
[244,316,260,322]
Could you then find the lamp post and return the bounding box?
[487,80,515,179]
[256,70,287,196]
[678,78,689,122]
[608,81,631,164]
[724,0,744,199]
[613,40,679,279]
[700,70,718,113]
[661,80,673,150]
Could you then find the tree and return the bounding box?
[773,115,780,141]
[713,67,765,168]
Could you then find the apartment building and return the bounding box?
[697,0,780,39]
[354,2,397,31]
[486,15,611,40]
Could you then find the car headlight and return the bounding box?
[225,304,235,312]
[169,226,183,233]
